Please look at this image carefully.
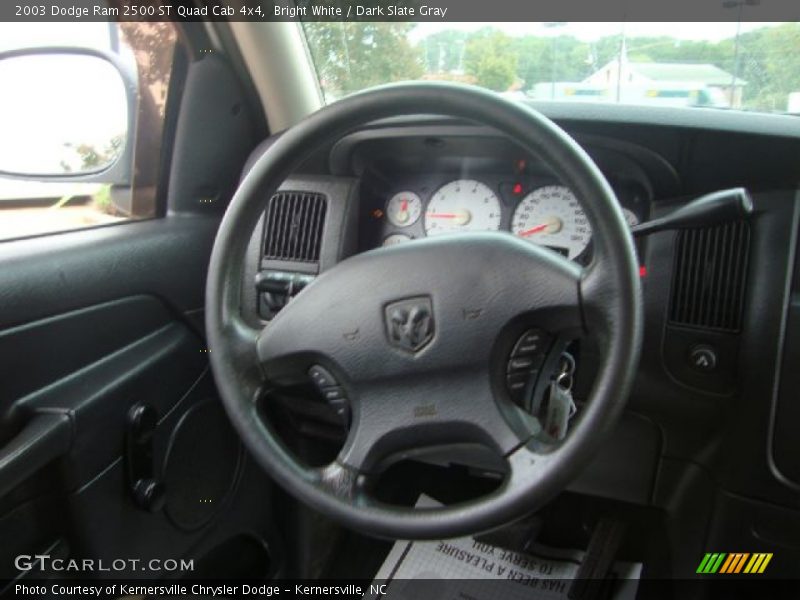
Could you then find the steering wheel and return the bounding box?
[206,83,642,539]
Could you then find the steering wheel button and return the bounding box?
[322,387,346,401]
[328,399,350,426]
[506,372,533,403]
[508,356,536,372]
[515,341,548,356]
[506,372,529,388]
[513,329,550,356]
[308,365,337,389]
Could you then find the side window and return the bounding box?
[0,21,177,242]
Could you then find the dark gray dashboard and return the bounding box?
[242,108,800,536]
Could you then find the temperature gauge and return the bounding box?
[386,192,422,227]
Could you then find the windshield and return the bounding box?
[302,22,800,114]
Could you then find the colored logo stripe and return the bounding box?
[720,553,749,573]
[744,553,773,574]
[697,553,726,573]
[697,552,773,574]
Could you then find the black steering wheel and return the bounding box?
[206,83,642,540]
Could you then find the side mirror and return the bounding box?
[0,47,137,184]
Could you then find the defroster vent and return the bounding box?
[669,220,750,332]
[263,191,327,263]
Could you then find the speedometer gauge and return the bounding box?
[424,179,501,236]
[511,185,591,260]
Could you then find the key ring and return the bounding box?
[559,352,576,377]
[556,371,573,392]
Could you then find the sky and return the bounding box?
[0,21,782,50]
[408,22,781,43]
[0,22,114,51]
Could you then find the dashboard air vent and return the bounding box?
[263,192,327,263]
[669,220,750,332]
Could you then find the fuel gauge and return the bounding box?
[386,192,422,227]
[383,233,413,247]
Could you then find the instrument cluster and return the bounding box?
[361,173,647,263]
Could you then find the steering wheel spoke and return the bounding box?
[512,245,586,335]
[209,315,266,404]
[335,369,536,475]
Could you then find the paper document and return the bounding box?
[367,496,641,600]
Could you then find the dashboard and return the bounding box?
[362,175,644,261]
[241,106,800,576]
[351,130,651,263]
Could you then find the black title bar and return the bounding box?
[3,0,800,22]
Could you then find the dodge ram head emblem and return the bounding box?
[385,297,435,353]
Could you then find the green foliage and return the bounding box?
[512,36,550,88]
[463,30,518,91]
[513,34,595,89]
[625,37,734,67]
[92,184,113,213]
[48,184,113,214]
[66,134,125,172]
[422,29,469,73]
[302,22,800,113]
[303,22,423,98]
[736,23,800,111]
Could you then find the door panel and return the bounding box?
[0,36,278,587]
[0,295,201,578]
[0,250,279,584]
[0,216,218,329]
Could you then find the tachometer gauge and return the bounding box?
[424,179,501,236]
[622,207,640,228]
[383,233,413,247]
[386,191,422,227]
[511,185,591,260]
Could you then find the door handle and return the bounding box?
[126,404,165,512]
[0,413,72,498]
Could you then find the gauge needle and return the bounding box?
[427,210,472,226]
[397,199,409,222]
[518,223,549,236]
[519,217,563,236]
